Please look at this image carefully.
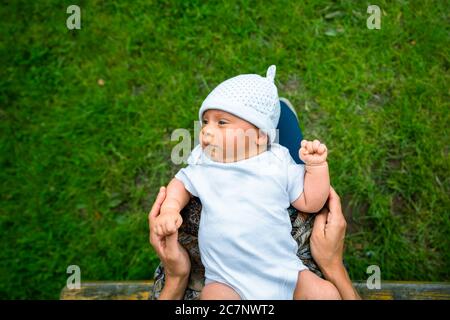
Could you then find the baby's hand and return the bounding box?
[153,205,183,236]
[299,139,328,166]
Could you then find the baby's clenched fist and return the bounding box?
[153,206,183,236]
[299,139,328,166]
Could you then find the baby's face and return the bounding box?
[200,109,267,163]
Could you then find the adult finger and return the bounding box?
[149,186,166,224]
[149,222,166,258]
[327,187,347,228]
[328,187,341,212]
[165,231,180,262]
[151,233,165,258]
[156,225,163,237]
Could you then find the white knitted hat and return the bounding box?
[199,65,281,142]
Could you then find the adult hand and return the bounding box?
[310,186,361,299]
[310,186,346,277]
[148,187,191,299]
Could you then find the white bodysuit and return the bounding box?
[175,143,308,299]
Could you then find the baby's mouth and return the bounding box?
[202,144,222,159]
[202,143,219,150]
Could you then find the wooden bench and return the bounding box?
[60,280,450,300]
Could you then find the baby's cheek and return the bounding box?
[219,132,232,147]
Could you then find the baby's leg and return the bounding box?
[200,281,242,300]
[293,270,341,300]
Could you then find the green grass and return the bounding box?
[1,0,449,299]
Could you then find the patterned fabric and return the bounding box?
[150,197,323,300]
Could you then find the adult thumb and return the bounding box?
[149,186,166,221]
[312,208,328,237]
[327,187,342,217]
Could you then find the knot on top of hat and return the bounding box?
[266,65,276,83]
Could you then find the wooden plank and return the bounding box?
[60,280,450,300]
[60,281,154,300]
[353,281,450,300]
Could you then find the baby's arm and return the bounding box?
[292,140,330,213]
[153,178,191,237]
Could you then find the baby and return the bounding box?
[153,66,340,299]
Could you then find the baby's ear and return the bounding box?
[256,130,268,146]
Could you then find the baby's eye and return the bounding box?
[202,119,208,125]
[218,120,228,125]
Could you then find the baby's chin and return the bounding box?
[202,145,240,163]
[202,145,226,162]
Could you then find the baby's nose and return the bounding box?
[202,128,214,142]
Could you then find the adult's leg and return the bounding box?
[277,98,304,164]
